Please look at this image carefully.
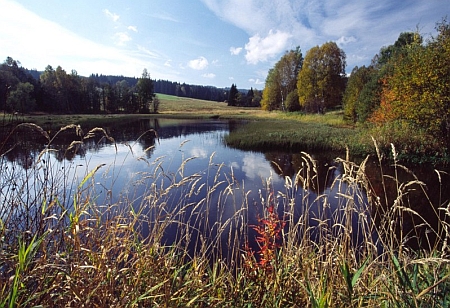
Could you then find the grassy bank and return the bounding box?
[0,123,449,306]
[224,111,356,153]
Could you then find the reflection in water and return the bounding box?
[1,118,448,256]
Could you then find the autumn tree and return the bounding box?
[276,47,303,110]
[371,21,450,140]
[261,69,281,111]
[261,47,303,111]
[297,42,346,113]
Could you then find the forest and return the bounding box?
[0,60,259,115]
[262,18,450,143]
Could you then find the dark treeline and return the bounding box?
[0,58,258,115]
[87,75,250,103]
[0,59,158,114]
[75,75,259,105]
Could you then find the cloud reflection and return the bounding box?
[241,152,281,182]
[190,147,208,159]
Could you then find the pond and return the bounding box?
[0,118,449,259]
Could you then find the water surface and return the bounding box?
[1,117,448,254]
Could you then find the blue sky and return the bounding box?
[1,0,449,89]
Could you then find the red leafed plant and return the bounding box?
[244,192,286,275]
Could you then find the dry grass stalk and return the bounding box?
[0,124,449,306]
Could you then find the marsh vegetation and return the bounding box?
[1,112,449,306]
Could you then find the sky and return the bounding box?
[1,0,449,90]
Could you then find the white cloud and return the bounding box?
[149,12,180,23]
[245,30,292,64]
[0,0,156,78]
[164,60,172,67]
[128,25,138,32]
[336,36,357,47]
[188,56,209,70]
[249,78,264,85]
[103,9,120,22]
[201,0,276,35]
[202,73,216,79]
[114,32,132,46]
[230,46,243,55]
[202,0,448,73]
[137,45,160,58]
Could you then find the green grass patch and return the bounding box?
[225,118,355,153]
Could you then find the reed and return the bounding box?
[0,124,449,307]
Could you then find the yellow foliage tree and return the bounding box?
[297,42,346,113]
[372,22,450,139]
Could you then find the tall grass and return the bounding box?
[0,124,449,307]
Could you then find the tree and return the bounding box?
[39,65,58,112]
[152,95,161,113]
[276,47,303,110]
[297,42,346,113]
[136,69,155,113]
[343,32,421,123]
[374,32,421,68]
[261,69,281,111]
[81,76,101,113]
[260,47,303,111]
[227,83,238,106]
[102,83,118,113]
[244,88,254,107]
[115,80,131,112]
[285,90,301,112]
[7,82,35,113]
[251,88,262,107]
[371,22,450,140]
[354,69,382,123]
[0,57,37,112]
[342,66,375,122]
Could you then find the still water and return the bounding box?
[1,118,448,255]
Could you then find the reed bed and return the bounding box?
[0,124,449,307]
